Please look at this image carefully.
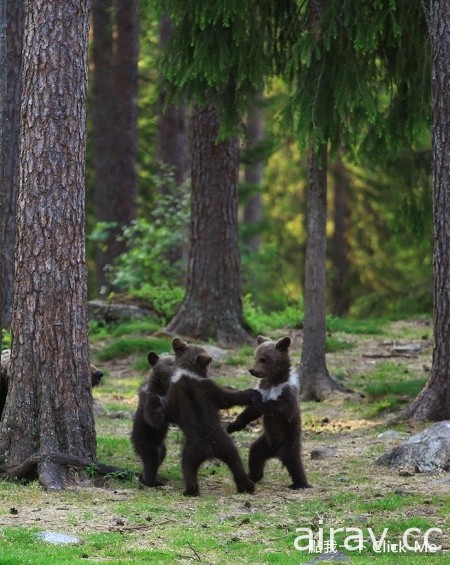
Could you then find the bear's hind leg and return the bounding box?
[140,445,165,487]
[182,442,205,496]
[281,446,310,489]
[214,434,254,493]
[248,435,271,484]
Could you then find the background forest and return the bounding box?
[84,4,432,324]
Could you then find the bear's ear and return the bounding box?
[275,336,291,351]
[147,351,160,366]
[257,335,271,345]
[196,353,212,368]
[172,337,188,354]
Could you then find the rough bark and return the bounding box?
[243,97,265,253]
[299,145,347,401]
[92,0,138,292]
[92,0,115,290]
[3,0,24,328]
[0,0,5,344]
[165,105,251,346]
[408,0,450,422]
[156,14,189,190]
[0,0,96,489]
[330,158,351,316]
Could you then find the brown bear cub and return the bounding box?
[131,352,176,487]
[227,336,310,490]
[152,337,261,496]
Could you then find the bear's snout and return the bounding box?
[249,368,263,378]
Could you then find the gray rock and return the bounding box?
[202,344,230,362]
[36,531,80,545]
[377,430,409,441]
[88,299,151,323]
[310,447,338,460]
[376,421,450,472]
[303,550,349,563]
[429,477,450,485]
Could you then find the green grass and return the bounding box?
[1,317,449,565]
[326,316,387,335]
[95,337,172,362]
[325,336,355,352]
[349,362,427,417]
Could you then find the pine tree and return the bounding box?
[408,0,450,422]
[0,0,5,347]
[0,0,96,488]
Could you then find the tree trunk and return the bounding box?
[408,0,450,422]
[243,96,265,253]
[0,0,5,345]
[299,145,346,401]
[3,0,24,328]
[92,0,115,291]
[113,0,138,229]
[156,14,189,190]
[330,158,351,316]
[0,0,96,489]
[165,105,251,346]
[92,0,138,292]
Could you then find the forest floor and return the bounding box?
[0,318,449,564]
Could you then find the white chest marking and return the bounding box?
[256,369,299,402]
[171,368,203,383]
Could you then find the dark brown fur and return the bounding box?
[131,352,175,487]
[227,336,310,489]
[156,337,260,496]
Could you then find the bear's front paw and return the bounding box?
[226,422,238,434]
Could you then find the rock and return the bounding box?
[310,447,338,460]
[36,531,80,545]
[429,477,450,485]
[201,344,230,362]
[377,430,409,441]
[376,421,450,472]
[1,349,11,377]
[303,550,349,563]
[88,300,151,323]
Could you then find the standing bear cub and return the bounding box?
[131,352,175,487]
[152,337,260,496]
[227,335,310,490]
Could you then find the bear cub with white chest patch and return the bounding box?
[227,335,310,489]
[153,337,261,496]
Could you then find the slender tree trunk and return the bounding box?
[165,105,251,346]
[92,0,115,291]
[3,0,24,328]
[92,0,138,292]
[330,158,351,316]
[0,0,5,345]
[299,145,346,401]
[243,96,265,253]
[113,0,138,228]
[156,14,189,190]
[408,0,450,422]
[0,0,96,489]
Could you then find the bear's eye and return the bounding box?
[260,358,266,363]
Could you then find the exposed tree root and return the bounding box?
[299,372,352,402]
[0,452,135,488]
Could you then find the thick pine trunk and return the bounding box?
[165,105,251,346]
[408,0,450,422]
[243,97,265,253]
[0,0,96,489]
[0,0,5,342]
[299,145,346,401]
[330,158,351,316]
[3,0,24,327]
